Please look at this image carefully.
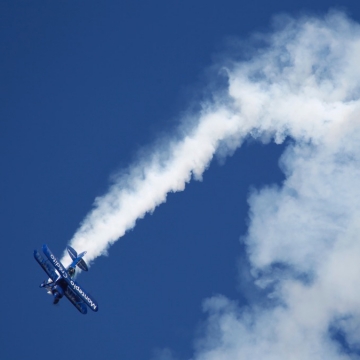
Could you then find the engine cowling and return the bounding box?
[52,285,64,304]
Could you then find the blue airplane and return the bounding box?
[34,244,98,314]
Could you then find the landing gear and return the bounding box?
[52,285,64,304]
[53,291,61,304]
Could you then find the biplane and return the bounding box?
[34,244,98,314]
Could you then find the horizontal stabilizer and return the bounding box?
[67,246,77,261]
[77,258,88,272]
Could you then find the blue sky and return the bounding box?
[2,1,360,360]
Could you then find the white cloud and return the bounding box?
[191,12,360,360]
[151,348,178,360]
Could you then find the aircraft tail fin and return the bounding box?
[67,246,89,271]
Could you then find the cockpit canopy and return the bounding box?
[68,267,75,278]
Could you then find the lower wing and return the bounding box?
[64,278,99,312]
[64,286,87,314]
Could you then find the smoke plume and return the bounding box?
[65,10,360,359]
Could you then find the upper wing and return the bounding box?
[42,244,70,280]
[34,249,58,281]
[64,286,87,315]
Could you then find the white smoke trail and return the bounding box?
[64,11,359,265]
[61,107,248,265]
[64,10,360,358]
